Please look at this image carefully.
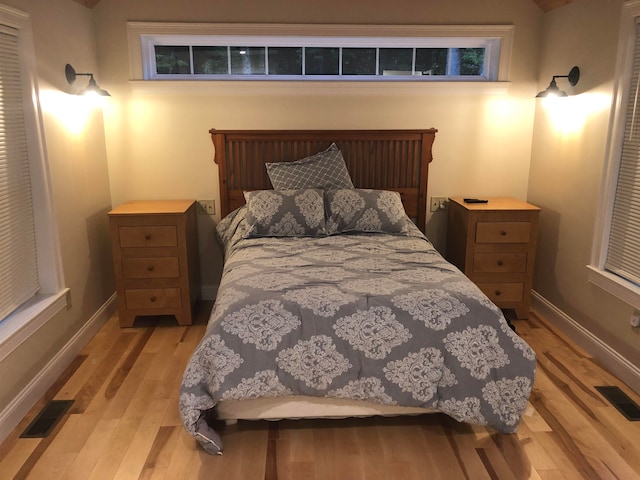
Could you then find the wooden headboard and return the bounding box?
[209,128,437,232]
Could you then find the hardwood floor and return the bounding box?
[1,305,639,480]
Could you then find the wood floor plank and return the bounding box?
[86,415,144,480]
[1,308,639,480]
[514,419,560,473]
[161,430,199,480]
[0,438,39,480]
[419,420,469,480]
[111,398,173,479]
[137,425,180,480]
[62,417,121,480]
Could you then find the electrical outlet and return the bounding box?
[631,310,640,328]
[197,199,215,215]
[430,197,448,212]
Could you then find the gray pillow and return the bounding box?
[244,189,327,237]
[325,189,412,235]
[265,143,355,190]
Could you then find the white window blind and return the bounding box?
[0,24,40,321]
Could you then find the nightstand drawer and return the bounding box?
[124,288,182,309]
[119,226,177,248]
[476,222,531,243]
[477,282,524,303]
[473,253,527,273]
[122,257,180,279]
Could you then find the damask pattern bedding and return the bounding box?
[179,205,537,455]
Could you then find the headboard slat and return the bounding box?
[210,129,437,232]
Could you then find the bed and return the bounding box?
[179,129,537,455]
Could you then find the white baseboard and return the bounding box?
[532,291,640,394]
[0,293,117,444]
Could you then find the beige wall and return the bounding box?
[93,0,543,289]
[0,0,114,411]
[529,0,640,369]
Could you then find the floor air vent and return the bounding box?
[595,386,640,421]
[20,400,74,438]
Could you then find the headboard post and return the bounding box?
[418,130,437,231]
[210,129,230,217]
[209,128,437,232]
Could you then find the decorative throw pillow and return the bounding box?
[244,189,327,237]
[325,189,412,235]
[265,143,355,190]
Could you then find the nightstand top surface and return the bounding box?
[448,197,540,211]
[109,199,196,215]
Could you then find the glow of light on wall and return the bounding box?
[39,89,106,135]
[541,93,611,135]
[486,96,517,121]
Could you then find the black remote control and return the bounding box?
[463,198,488,203]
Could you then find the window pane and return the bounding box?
[268,47,302,75]
[155,46,191,74]
[415,48,447,76]
[457,47,485,76]
[193,46,228,74]
[231,46,265,75]
[379,48,413,76]
[305,47,339,75]
[342,48,376,75]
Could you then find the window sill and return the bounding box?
[0,289,70,362]
[587,266,640,310]
[129,79,510,96]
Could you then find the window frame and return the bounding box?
[588,0,640,310]
[127,22,513,94]
[0,4,67,361]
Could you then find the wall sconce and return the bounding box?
[65,64,110,96]
[536,66,580,98]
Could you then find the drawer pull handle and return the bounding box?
[144,233,151,240]
[495,290,502,296]
[150,295,157,302]
[497,260,504,266]
[147,265,155,272]
[500,230,508,236]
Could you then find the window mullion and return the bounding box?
[412,48,416,76]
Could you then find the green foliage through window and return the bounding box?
[153,45,487,79]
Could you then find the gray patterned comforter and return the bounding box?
[179,207,537,455]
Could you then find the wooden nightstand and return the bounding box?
[109,200,200,327]
[446,197,540,319]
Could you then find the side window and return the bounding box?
[589,5,640,309]
[0,5,66,356]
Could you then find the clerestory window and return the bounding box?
[127,23,513,84]
[151,44,488,80]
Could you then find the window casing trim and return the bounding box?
[128,79,510,96]
[127,22,514,88]
[589,0,640,309]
